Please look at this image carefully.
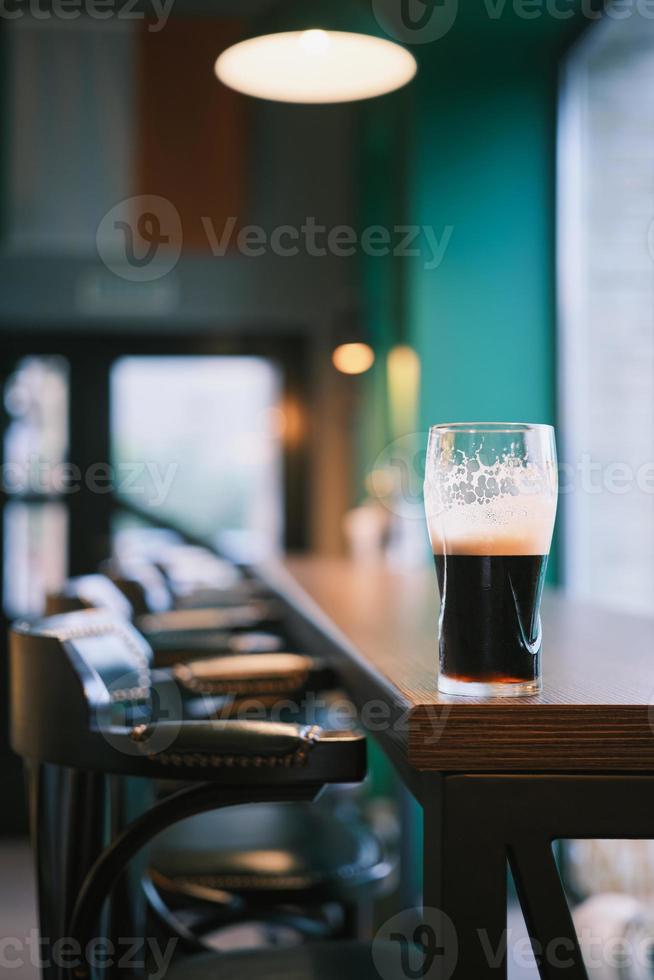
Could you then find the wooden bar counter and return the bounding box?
[266,556,654,773]
[261,556,654,979]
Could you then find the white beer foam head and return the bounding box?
[424,456,557,556]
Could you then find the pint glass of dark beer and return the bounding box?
[424,423,557,697]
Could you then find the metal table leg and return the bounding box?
[420,773,654,980]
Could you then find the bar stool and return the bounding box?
[112,525,251,609]
[44,574,336,718]
[107,548,270,614]
[46,572,287,665]
[147,543,257,610]
[10,611,394,954]
[108,541,286,658]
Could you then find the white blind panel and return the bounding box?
[559,17,654,615]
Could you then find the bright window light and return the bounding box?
[111,356,284,556]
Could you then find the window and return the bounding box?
[558,16,654,614]
[110,356,284,557]
[2,356,69,616]
[3,501,67,618]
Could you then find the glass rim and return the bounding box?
[429,421,554,435]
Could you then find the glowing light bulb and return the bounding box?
[299,29,331,55]
[332,342,375,375]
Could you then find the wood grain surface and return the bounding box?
[263,557,654,773]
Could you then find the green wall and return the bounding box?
[409,47,557,435]
[357,13,588,577]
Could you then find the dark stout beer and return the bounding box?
[424,423,557,696]
[433,552,548,686]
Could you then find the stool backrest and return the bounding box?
[103,557,173,615]
[45,574,134,618]
[10,610,154,771]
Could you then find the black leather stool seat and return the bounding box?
[138,602,281,637]
[148,630,285,658]
[151,803,385,900]
[165,942,395,980]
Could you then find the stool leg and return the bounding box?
[28,763,61,980]
[27,763,108,980]
[341,900,374,941]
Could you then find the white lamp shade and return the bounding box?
[215,29,417,104]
